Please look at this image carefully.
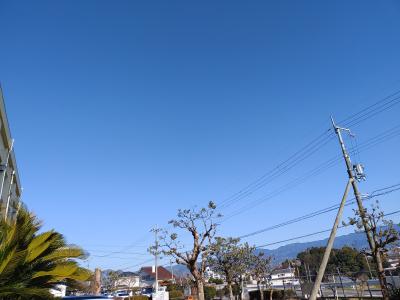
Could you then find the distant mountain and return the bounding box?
[257,225,400,264]
[165,264,191,277]
[105,226,399,274]
[164,229,381,275]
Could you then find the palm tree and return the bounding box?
[0,206,92,299]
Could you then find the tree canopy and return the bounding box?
[0,207,91,299]
[297,246,369,279]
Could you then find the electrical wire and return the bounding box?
[255,209,400,248]
[220,123,400,221]
[218,89,400,212]
[237,183,400,239]
[94,233,151,258]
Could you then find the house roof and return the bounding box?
[140,266,175,280]
[120,271,139,277]
[271,268,293,275]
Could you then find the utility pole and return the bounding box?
[170,259,174,282]
[363,253,373,279]
[152,225,161,295]
[331,117,388,300]
[309,178,353,300]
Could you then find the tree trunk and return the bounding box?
[197,280,205,300]
[269,289,273,300]
[257,282,264,300]
[354,281,360,299]
[374,251,389,300]
[359,282,365,300]
[240,277,244,300]
[227,283,234,300]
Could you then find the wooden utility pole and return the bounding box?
[331,116,388,300]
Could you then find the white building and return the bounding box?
[204,266,223,281]
[386,247,400,270]
[269,268,300,287]
[115,272,140,289]
[50,284,67,297]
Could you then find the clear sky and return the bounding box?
[1,1,400,270]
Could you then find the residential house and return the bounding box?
[204,266,223,281]
[139,266,175,287]
[269,268,300,287]
[386,247,400,271]
[115,272,140,289]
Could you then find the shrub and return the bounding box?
[204,286,217,300]
[167,283,184,292]
[208,277,224,284]
[129,295,149,300]
[169,290,184,299]
[220,284,241,296]
[389,288,400,300]
[249,289,287,300]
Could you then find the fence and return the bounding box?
[245,270,400,299]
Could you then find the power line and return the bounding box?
[94,233,151,258]
[90,255,148,260]
[237,182,400,239]
[115,258,154,271]
[95,89,400,270]
[342,96,400,129]
[218,132,334,210]
[220,122,400,221]
[87,250,148,255]
[339,90,400,126]
[218,89,400,212]
[255,209,400,248]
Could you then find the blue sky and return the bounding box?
[1,0,400,270]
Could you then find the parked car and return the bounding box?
[141,287,153,297]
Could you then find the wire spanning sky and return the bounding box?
[1,1,400,270]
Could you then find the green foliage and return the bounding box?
[249,290,281,300]
[249,252,272,284]
[249,289,295,300]
[389,287,400,300]
[221,284,240,296]
[0,207,91,299]
[204,286,217,300]
[297,246,369,279]
[169,289,184,299]
[166,283,184,292]
[129,296,149,300]
[208,277,223,284]
[208,237,241,283]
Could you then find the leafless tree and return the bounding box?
[159,201,221,300]
[347,201,400,300]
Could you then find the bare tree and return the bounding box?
[102,270,121,293]
[249,252,272,300]
[347,201,400,299]
[159,201,221,300]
